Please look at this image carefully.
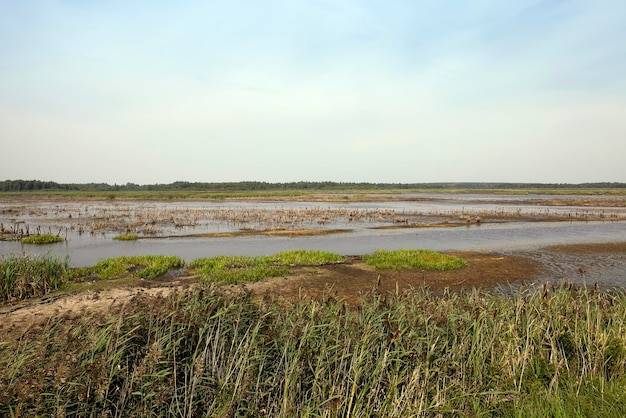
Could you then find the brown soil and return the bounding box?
[249,253,541,305]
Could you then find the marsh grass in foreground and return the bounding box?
[2,285,626,416]
[0,254,187,303]
[20,234,64,244]
[0,253,68,302]
[364,248,468,270]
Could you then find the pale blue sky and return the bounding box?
[1,1,625,184]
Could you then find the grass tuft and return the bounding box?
[267,249,346,265]
[190,250,346,284]
[189,255,289,284]
[112,233,139,241]
[20,234,64,244]
[364,248,467,270]
[89,255,185,279]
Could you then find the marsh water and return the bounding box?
[1,194,626,287]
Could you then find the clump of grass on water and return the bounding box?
[20,234,64,244]
[2,284,626,416]
[0,253,68,302]
[112,233,139,241]
[364,248,467,270]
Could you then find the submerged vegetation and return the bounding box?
[2,285,626,416]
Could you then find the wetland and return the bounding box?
[1,192,625,289]
[2,190,626,416]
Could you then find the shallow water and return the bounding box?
[1,195,625,287]
[2,219,625,262]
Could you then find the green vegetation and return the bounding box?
[189,255,290,284]
[2,179,626,198]
[20,234,64,244]
[0,253,68,303]
[190,250,346,284]
[2,285,626,416]
[0,250,462,302]
[89,255,185,279]
[268,249,346,265]
[2,249,626,415]
[0,254,186,302]
[112,233,139,241]
[364,248,468,270]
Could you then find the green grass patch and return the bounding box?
[364,248,467,270]
[189,255,289,284]
[190,250,345,284]
[0,253,68,302]
[267,249,346,265]
[89,255,185,279]
[20,234,64,244]
[112,233,139,241]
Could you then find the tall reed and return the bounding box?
[2,284,626,416]
[0,253,68,303]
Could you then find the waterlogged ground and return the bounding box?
[0,245,622,340]
[1,193,626,289]
[2,193,626,417]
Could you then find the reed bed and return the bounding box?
[0,253,68,303]
[2,285,626,416]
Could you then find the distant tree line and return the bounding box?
[1,179,626,192]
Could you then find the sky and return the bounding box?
[1,1,625,185]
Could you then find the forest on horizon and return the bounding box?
[2,179,626,193]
